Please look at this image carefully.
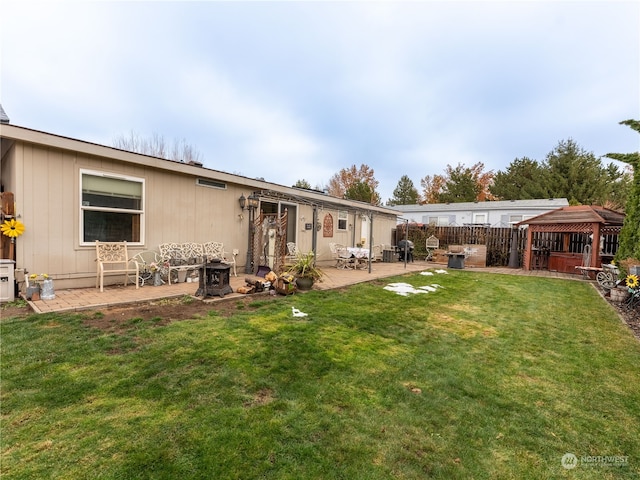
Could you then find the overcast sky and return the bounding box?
[2,1,639,202]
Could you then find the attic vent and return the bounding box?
[196,178,226,190]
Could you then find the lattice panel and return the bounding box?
[530,223,594,234]
[251,211,288,274]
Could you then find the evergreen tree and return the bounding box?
[544,139,609,205]
[603,162,631,211]
[606,120,640,263]
[438,163,482,203]
[387,175,420,206]
[490,157,550,200]
[293,179,312,189]
[344,181,374,203]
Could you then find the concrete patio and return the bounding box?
[22,260,583,314]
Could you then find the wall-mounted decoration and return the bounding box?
[323,214,334,237]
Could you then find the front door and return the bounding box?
[360,214,369,247]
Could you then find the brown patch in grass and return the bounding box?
[82,294,283,333]
[1,303,31,318]
[429,313,498,339]
[243,388,275,408]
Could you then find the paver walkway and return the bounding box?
[24,260,583,314]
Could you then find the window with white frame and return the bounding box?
[80,170,144,244]
[338,210,348,230]
[428,216,450,226]
[509,214,524,224]
[472,213,487,224]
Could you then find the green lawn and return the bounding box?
[2,271,639,479]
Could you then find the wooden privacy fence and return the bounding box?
[395,224,527,267]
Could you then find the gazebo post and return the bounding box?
[523,227,533,270]
[591,222,601,268]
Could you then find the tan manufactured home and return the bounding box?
[0,122,399,291]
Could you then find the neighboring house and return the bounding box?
[392,198,570,227]
[0,120,399,290]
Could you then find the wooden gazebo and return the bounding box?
[518,205,625,274]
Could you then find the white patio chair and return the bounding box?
[285,242,298,264]
[95,241,139,292]
[225,249,238,277]
[329,242,354,269]
[371,244,383,262]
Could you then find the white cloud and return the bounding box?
[1,0,638,202]
[172,63,339,185]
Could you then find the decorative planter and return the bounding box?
[40,279,55,300]
[26,285,40,301]
[610,287,630,303]
[153,272,163,286]
[295,276,314,291]
[275,276,297,295]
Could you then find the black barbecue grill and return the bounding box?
[397,239,414,262]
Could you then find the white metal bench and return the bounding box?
[159,242,238,284]
[159,242,205,284]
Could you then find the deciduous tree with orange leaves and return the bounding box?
[327,164,381,205]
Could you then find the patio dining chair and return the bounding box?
[329,242,355,269]
[285,242,299,264]
[225,249,238,277]
[371,244,383,262]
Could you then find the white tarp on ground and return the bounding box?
[384,270,448,296]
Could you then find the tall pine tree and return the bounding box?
[606,120,640,264]
[387,175,420,206]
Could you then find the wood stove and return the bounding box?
[196,260,233,298]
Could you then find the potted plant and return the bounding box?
[285,250,324,290]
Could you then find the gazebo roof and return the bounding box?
[518,205,625,227]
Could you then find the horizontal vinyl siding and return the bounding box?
[12,136,399,289]
[15,143,249,288]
